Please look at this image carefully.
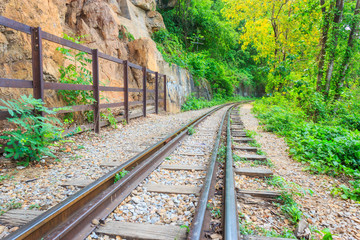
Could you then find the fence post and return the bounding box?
[31,27,44,115]
[142,67,147,117]
[155,72,158,114]
[163,75,167,112]
[123,60,129,123]
[92,49,100,134]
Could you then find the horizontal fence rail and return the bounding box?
[0,16,167,134]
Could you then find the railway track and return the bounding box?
[2,103,303,240]
[224,106,295,240]
[3,103,233,240]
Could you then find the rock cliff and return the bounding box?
[0,0,203,116]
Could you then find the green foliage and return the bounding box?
[0,199,23,216]
[29,204,41,210]
[211,208,221,218]
[180,224,190,233]
[56,33,95,122]
[233,154,246,162]
[154,0,263,96]
[238,218,296,238]
[181,94,251,111]
[245,130,257,138]
[256,149,266,156]
[254,92,360,200]
[101,109,118,129]
[0,174,13,182]
[267,176,315,225]
[317,228,334,240]
[332,180,360,202]
[118,26,135,42]
[0,95,65,166]
[217,144,227,163]
[187,126,196,135]
[248,141,261,148]
[114,169,129,183]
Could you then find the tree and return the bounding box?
[224,0,360,99]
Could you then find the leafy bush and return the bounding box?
[181,94,251,111]
[56,34,95,122]
[152,28,252,96]
[253,93,360,201]
[0,95,64,166]
[101,108,118,129]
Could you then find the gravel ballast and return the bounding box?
[0,107,219,239]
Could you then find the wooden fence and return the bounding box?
[0,16,167,133]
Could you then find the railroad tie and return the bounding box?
[96,221,187,240]
[237,154,267,161]
[237,189,281,199]
[231,126,245,129]
[233,146,257,152]
[175,152,205,156]
[61,179,93,188]
[100,161,123,167]
[231,131,247,137]
[233,137,254,143]
[0,209,44,227]
[143,184,201,196]
[160,164,207,171]
[234,167,273,177]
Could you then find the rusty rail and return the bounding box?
[188,104,231,239]
[224,106,240,239]
[0,16,167,133]
[3,103,232,240]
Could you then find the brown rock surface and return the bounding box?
[131,0,156,11]
[146,10,165,32]
[0,0,207,121]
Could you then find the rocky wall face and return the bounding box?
[157,60,194,113]
[0,0,208,121]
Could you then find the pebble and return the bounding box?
[131,196,140,204]
[9,227,19,232]
[92,219,100,225]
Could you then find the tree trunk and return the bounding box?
[335,0,360,99]
[324,0,344,94]
[317,0,334,92]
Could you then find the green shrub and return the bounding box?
[101,108,118,129]
[56,34,95,122]
[114,169,129,183]
[0,95,64,166]
[187,126,196,135]
[253,94,360,201]
[181,94,251,111]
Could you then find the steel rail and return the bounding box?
[188,105,232,239]
[4,103,232,240]
[224,106,240,240]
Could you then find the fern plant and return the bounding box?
[0,95,64,166]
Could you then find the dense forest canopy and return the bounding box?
[155,0,359,100]
[156,0,360,200]
[153,0,266,97]
[223,0,360,100]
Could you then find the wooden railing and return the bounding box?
[0,16,167,133]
